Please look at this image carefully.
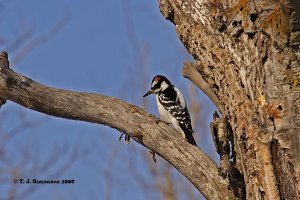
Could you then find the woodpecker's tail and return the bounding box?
[179,124,197,146]
[186,133,197,146]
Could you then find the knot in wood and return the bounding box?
[267,101,285,120]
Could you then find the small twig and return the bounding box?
[0,51,9,69]
[0,99,6,107]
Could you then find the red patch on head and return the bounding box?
[154,76,161,82]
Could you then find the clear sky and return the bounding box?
[0,1,217,199]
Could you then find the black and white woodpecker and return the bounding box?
[143,75,197,146]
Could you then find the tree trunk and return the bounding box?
[1,0,300,199]
[158,0,300,199]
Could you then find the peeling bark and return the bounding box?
[158,0,300,199]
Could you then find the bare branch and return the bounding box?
[0,57,235,200]
[182,61,225,115]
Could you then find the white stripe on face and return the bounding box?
[160,81,169,91]
[151,80,158,88]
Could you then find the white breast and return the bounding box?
[156,95,172,123]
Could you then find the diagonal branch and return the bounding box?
[182,61,225,115]
[0,54,236,200]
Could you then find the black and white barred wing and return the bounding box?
[158,93,197,146]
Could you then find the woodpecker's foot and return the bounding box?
[149,150,157,163]
[155,118,170,125]
[119,133,124,141]
[119,133,131,144]
[125,135,130,144]
[154,118,162,124]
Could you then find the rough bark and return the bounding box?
[0,53,237,200]
[158,0,300,199]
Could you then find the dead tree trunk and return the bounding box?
[1,0,299,199]
[158,0,300,199]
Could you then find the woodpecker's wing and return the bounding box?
[177,108,197,146]
[158,89,197,146]
[173,88,195,142]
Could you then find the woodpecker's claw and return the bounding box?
[119,133,131,144]
[125,135,130,144]
[119,133,124,141]
[149,150,157,163]
[155,118,169,125]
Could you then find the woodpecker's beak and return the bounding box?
[143,90,153,97]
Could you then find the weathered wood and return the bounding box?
[158,0,300,199]
[1,0,299,198]
[0,55,237,200]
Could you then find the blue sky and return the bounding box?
[0,1,217,199]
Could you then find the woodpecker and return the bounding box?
[143,75,197,146]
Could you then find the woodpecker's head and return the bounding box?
[143,75,172,97]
